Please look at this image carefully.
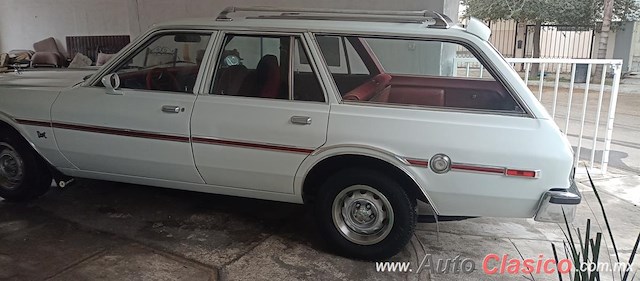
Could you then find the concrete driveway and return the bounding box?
[1,175,638,281]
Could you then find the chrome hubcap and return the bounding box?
[0,142,24,190]
[332,185,394,245]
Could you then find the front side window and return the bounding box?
[108,33,212,93]
[315,35,523,113]
[212,34,325,102]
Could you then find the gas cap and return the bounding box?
[430,154,451,174]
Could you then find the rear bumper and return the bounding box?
[534,180,582,223]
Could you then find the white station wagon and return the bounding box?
[0,7,580,259]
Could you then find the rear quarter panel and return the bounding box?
[324,103,573,218]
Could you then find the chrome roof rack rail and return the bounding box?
[216,6,453,28]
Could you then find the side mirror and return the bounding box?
[101,73,122,95]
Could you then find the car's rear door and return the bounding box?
[191,32,329,194]
[51,31,215,183]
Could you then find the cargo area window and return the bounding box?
[315,35,523,113]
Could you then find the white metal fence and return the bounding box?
[455,58,623,175]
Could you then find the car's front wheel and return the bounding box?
[0,133,52,202]
[315,168,416,260]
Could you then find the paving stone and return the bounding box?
[0,205,116,280]
[221,234,418,281]
[50,244,215,281]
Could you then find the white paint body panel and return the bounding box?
[50,87,204,183]
[323,103,572,217]
[191,95,329,194]
[0,17,575,219]
[0,69,95,169]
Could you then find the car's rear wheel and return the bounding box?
[315,168,416,260]
[0,133,51,202]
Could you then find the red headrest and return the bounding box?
[256,55,280,99]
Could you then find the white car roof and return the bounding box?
[153,7,489,41]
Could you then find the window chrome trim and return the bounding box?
[288,36,295,101]
[298,34,331,103]
[340,100,529,118]
[196,92,329,105]
[78,85,207,97]
[202,31,227,95]
[305,33,343,104]
[194,31,220,95]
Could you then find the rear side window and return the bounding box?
[315,35,523,113]
[211,34,325,102]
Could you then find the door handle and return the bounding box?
[162,105,182,114]
[291,116,312,125]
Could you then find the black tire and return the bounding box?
[0,131,52,202]
[314,168,417,260]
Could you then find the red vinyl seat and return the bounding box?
[256,55,281,98]
[343,73,392,101]
[385,88,445,106]
[214,65,249,96]
[237,55,282,99]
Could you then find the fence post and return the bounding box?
[590,66,608,169]
[564,63,577,135]
[538,63,546,100]
[551,66,561,118]
[575,64,593,166]
[601,63,622,174]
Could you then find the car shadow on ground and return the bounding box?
[11,179,426,280]
[31,179,339,264]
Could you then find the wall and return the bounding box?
[480,21,600,58]
[613,22,634,72]
[629,21,640,73]
[0,0,458,57]
[0,0,131,54]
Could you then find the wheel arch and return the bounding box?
[0,115,54,168]
[0,114,33,145]
[299,148,429,207]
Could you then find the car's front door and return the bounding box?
[52,31,214,183]
[191,33,329,194]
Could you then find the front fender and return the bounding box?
[0,112,55,166]
[0,113,75,170]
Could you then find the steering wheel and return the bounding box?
[146,68,181,92]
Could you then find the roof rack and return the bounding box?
[216,6,453,29]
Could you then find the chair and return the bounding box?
[30,37,65,68]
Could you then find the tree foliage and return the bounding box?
[463,0,638,26]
